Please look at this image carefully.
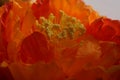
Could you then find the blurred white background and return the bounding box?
[84,0,120,20]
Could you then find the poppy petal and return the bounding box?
[31,0,50,19]
[88,17,120,44]
[19,32,54,64]
[0,21,8,63]
[49,0,99,26]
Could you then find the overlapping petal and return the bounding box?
[32,0,100,26]
[0,0,120,80]
[87,17,120,45]
[19,32,54,64]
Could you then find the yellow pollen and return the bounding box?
[35,10,86,40]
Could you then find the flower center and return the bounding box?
[35,10,86,40]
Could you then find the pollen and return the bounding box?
[35,10,86,40]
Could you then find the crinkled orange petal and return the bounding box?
[87,17,120,44]
[0,2,12,28]
[55,35,101,76]
[0,25,8,63]
[12,0,31,19]
[12,1,35,36]
[1,1,35,40]
[19,32,54,64]
[99,42,120,68]
[49,0,99,26]
[21,9,35,36]
[31,0,50,19]
[0,3,10,62]
[73,67,108,80]
[0,6,4,17]
[9,61,66,80]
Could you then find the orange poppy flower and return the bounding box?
[0,0,120,80]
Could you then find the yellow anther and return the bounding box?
[52,24,60,30]
[35,20,40,27]
[46,27,53,38]
[57,30,67,39]
[48,13,55,22]
[36,10,86,40]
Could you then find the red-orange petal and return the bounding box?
[31,0,50,19]
[87,17,120,44]
[0,18,8,63]
[19,32,54,64]
[49,0,99,26]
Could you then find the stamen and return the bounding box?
[35,10,86,40]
